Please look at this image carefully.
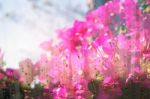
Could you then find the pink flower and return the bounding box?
[6,68,20,79]
[146,0,150,4]
[143,48,150,61]
[6,68,14,77]
[103,76,115,86]
[52,86,68,98]
[13,0,150,97]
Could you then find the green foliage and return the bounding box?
[121,81,150,99]
[88,79,100,98]
[138,0,150,13]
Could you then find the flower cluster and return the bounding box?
[37,0,150,98]
[0,0,150,98]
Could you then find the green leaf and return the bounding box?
[88,80,100,95]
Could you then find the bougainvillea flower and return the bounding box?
[52,86,68,98]
[0,0,149,98]
[6,68,14,77]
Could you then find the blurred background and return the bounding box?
[0,0,108,69]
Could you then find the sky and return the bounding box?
[0,0,88,69]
